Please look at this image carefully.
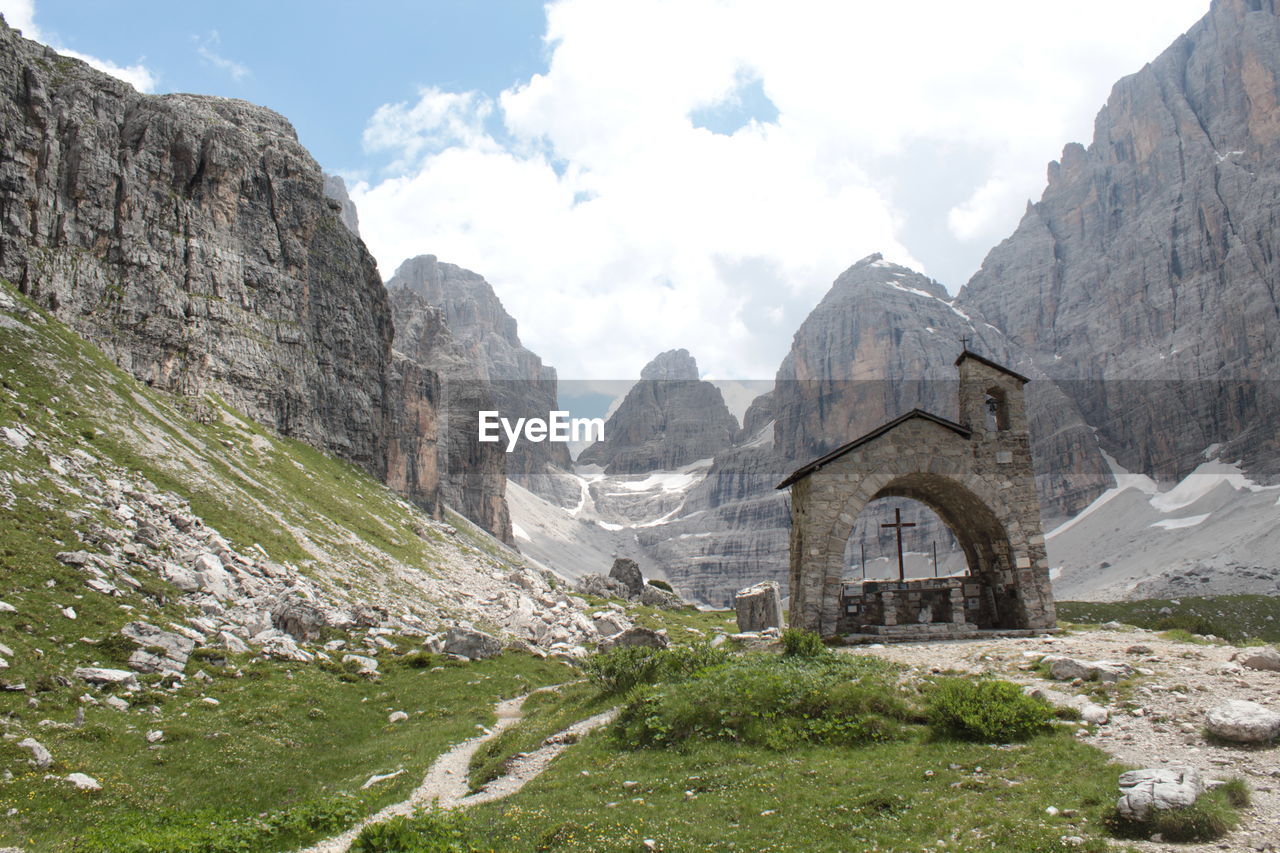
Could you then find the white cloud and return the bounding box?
[352,0,1208,381]
[196,32,249,82]
[0,0,156,92]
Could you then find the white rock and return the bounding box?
[0,643,11,657]
[17,738,52,768]
[1116,766,1203,820]
[145,730,164,743]
[104,696,129,712]
[342,654,379,675]
[0,601,15,614]
[60,606,77,620]
[1,426,28,450]
[72,667,140,691]
[201,697,220,706]
[65,772,101,791]
[219,631,250,654]
[1205,699,1280,743]
[388,711,408,723]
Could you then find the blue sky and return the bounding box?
[3,0,1211,384]
[23,0,549,172]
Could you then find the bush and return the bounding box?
[1104,782,1247,843]
[351,809,486,853]
[398,651,442,669]
[781,628,829,658]
[646,579,673,593]
[582,643,728,695]
[926,677,1054,743]
[612,654,909,750]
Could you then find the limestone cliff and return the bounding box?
[0,18,439,515]
[957,0,1280,483]
[387,286,513,543]
[387,255,577,507]
[578,349,739,475]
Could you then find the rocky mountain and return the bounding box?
[387,255,578,507]
[0,18,438,516]
[322,173,361,237]
[773,255,1110,521]
[577,349,739,475]
[388,285,512,543]
[957,0,1280,485]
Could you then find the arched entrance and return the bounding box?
[830,472,1028,635]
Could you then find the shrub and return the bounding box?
[926,677,1054,743]
[781,627,828,658]
[646,579,673,593]
[582,643,727,695]
[1104,782,1247,843]
[398,651,442,669]
[351,809,486,853]
[612,654,909,750]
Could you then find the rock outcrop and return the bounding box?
[578,349,738,475]
[957,0,1280,485]
[389,285,512,542]
[0,18,441,515]
[387,255,578,507]
[322,173,361,237]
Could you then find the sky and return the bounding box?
[1,0,1210,384]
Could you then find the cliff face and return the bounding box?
[578,349,739,475]
[387,286,513,543]
[0,19,439,514]
[387,255,577,507]
[958,0,1280,483]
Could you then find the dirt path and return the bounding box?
[847,629,1280,853]
[298,684,616,853]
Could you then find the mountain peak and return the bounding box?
[640,348,700,381]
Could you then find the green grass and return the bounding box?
[1057,596,1280,644]
[469,680,609,793]
[0,653,575,851]
[465,730,1119,852]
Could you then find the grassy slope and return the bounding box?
[0,281,580,850]
[1057,596,1280,643]
[465,700,1123,853]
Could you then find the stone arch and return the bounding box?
[816,469,1026,635]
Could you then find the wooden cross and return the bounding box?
[881,507,916,583]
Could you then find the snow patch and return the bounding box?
[1150,513,1210,530]
[511,522,531,542]
[1148,460,1278,513]
[1047,452,1159,539]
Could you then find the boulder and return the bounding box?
[734,581,783,632]
[575,573,633,600]
[608,558,644,597]
[270,595,329,642]
[1116,766,1204,821]
[1238,646,1280,672]
[72,667,139,691]
[443,627,503,660]
[218,631,250,654]
[388,711,408,723]
[1045,657,1133,683]
[192,553,234,599]
[598,626,670,651]
[159,562,200,593]
[640,583,685,610]
[120,622,194,675]
[17,737,52,768]
[1205,699,1280,743]
[342,654,379,675]
[260,636,314,662]
[65,772,102,791]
